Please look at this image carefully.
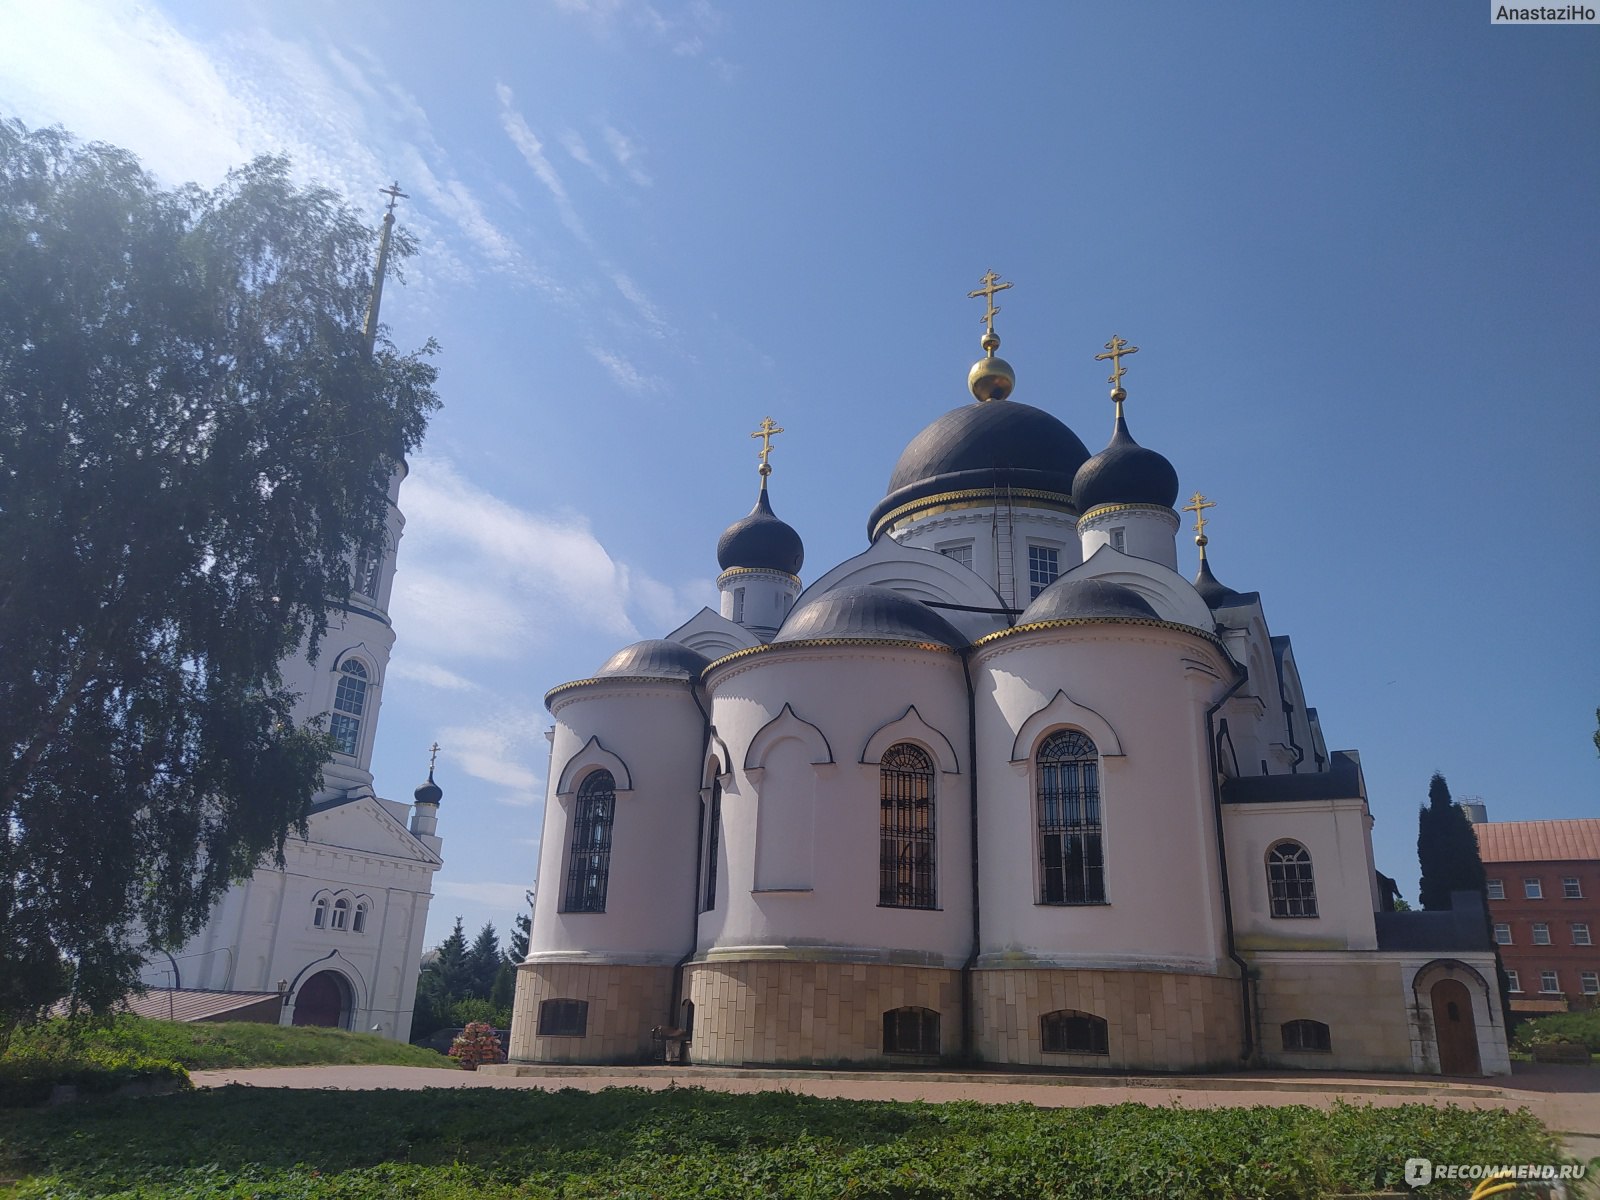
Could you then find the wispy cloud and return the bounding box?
[388,660,478,692]
[439,709,546,806]
[495,83,595,249]
[435,880,536,915]
[601,122,653,187]
[559,128,608,183]
[586,345,663,393]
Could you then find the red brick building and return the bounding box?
[1472,818,1600,1014]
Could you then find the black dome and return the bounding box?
[1018,577,1161,626]
[413,772,443,806]
[1194,559,1243,608]
[1072,414,1179,512]
[717,489,804,575]
[774,583,965,648]
[868,399,1091,538]
[596,639,710,680]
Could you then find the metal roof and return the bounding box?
[1473,818,1600,864]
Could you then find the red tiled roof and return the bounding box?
[1473,818,1600,864]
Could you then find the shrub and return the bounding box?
[1511,1008,1600,1053]
[448,996,509,1029]
[448,1021,504,1070]
[0,1048,190,1108]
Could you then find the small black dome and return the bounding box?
[868,399,1091,538]
[596,639,710,680]
[1194,559,1242,608]
[414,772,443,806]
[774,583,965,648]
[1018,576,1161,626]
[1072,414,1179,512]
[717,489,804,575]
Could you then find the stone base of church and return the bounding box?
[508,961,675,1064]
[971,967,1243,1070]
[684,959,962,1065]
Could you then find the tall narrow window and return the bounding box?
[353,902,368,934]
[1266,841,1318,918]
[331,898,349,930]
[1506,970,1522,993]
[1037,731,1104,904]
[879,743,936,909]
[701,778,722,913]
[882,1007,939,1054]
[1109,528,1126,553]
[1028,544,1060,599]
[330,660,369,756]
[732,587,746,623]
[312,897,328,929]
[562,771,616,913]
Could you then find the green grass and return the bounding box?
[0,1085,1575,1199]
[1514,1008,1600,1053]
[5,1016,457,1071]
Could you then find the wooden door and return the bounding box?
[1430,978,1481,1075]
[293,970,348,1028]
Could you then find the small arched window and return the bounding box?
[353,901,368,934]
[538,998,589,1037]
[1037,730,1104,905]
[1281,1019,1331,1053]
[562,771,616,913]
[312,897,328,929]
[1267,840,1318,918]
[331,897,349,930]
[882,1006,940,1055]
[880,743,936,909]
[1041,1009,1110,1055]
[330,660,369,757]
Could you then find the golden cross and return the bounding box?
[1095,334,1139,391]
[967,270,1013,339]
[428,740,441,771]
[379,180,409,215]
[1182,492,1217,539]
[751,416,784,483]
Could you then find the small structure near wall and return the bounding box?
[509,279,1509,1077]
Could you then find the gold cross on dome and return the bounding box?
[751,416,784,483]
[967,270,1013,339]
[1182,492,1217,539]
[1095,334,1139,391]
[428,741,441,770]
[379,180,409,215]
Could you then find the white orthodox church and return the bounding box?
[138,197,443,1041]
[510,279,1508,1076]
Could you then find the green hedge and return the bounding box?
[1513,1008,1600,1053]
[0,1048,191,1109]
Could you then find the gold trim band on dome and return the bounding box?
[703,636,958,678]
[544,674,696,709]
[872,486,1079,539]
[972,614,1226,652]
[1079,501,1178,523]
[716,565,801,585]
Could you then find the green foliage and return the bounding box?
[466,923,502,999]
[1514,1008,1600,1053]
[0,1047,190,1109]
[4,1015,456,1072]
[0,1086,1568,1197]
[448,998,508,1030]
[0,119,440,1030]
[1416,773,1487,911]
[507,889,533,962]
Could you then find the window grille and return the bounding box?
[1281,1019,1332,1052]
[1036,731,1104,904]
[701,779,722,912]
[1533,922,1551,945]
[1486,879,1504,900]
[879,743,936,909]
[330,660,369,756]
[562,772,616,912]
[882,1007,939,1054]
[537,998,589,1037]
[1041,1010,1109,1055]
[1564,877,1583,899]
[1267,841,1318,918]
[1027,544,1060,599]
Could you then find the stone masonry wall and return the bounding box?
[509,962,675,1064]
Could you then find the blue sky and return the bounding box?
[3,1,1596,951]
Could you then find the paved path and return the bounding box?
[191,1062,1600,1152]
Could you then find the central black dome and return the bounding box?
[717,489,804,575]
[868,399,1091,539]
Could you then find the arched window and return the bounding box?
[1267,841,1318,917]
[1281,1019,1331,1052]
[701,775,722,913]
[312,896,328,929]
[882,1006,939,1055]
[331,897,349,930]
[537,998,589,1037]
[880,743,936,909]
[353,901,368,934]
[1041,1009,1110,1055]
[562,771,616,913]
[1036,730,1104,904]
[330,660,369,757]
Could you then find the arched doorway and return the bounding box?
[1430,978,1481,1075]
[293,970,352,1029]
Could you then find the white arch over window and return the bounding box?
[745,703,833,771]
[555,735,633,796]
[704,728,733,786]
[1010,690,1124,762]
[312,893,330,929]
[352,895,372,934]
[861,705,960,775]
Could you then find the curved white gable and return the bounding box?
[554,734,634,795]
[860,704,961,774]
[665,606,761,657]
[798,537,1009,643]
[744,703,833,770]
[1061,543,1217,631]
[1009,688,1126,760]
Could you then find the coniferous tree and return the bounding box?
[466,923,501,1000]
[0,120,439,1033]
[1416,773,1487,911]
[506,890,533,963]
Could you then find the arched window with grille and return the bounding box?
[1036,730,1104,904]
[331,897,349,930]
[562,771,616,913]
[880,743,936,908]
[1267,840,1318,917]
[1041,1009,1110,1055]
[882,1006,940,1055]
[1281,1019,1331,1052]
[330,660,369,757]
[701,774,722,913]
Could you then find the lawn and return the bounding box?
[0,1084,1574,1199]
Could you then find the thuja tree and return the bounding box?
[1416,772,1487,910]
[0,120,439,1033]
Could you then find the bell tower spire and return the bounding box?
[362,181,407,358]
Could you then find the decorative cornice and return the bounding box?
[702,636,958,680]
[716,565,801,586]
[973,614,1224,653]
[1079,501,1178,525]
[872,486,1078,540]
[544,674,695,711]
